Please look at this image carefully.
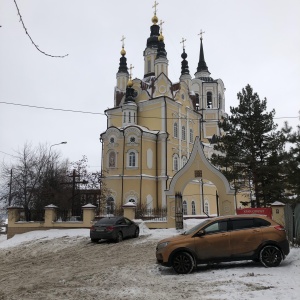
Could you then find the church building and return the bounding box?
[100,5,228,216]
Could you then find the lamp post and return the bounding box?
[48,141,67,175]
[49,141,67,154]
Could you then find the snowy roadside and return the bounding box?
[0,220,299,300]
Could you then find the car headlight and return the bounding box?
[157,241,170,251]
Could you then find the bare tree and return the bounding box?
[0,143,69,220]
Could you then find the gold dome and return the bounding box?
[158,33,164,42]
[127,78,133,87]
[152,15,158,24]
[120,47,126,56]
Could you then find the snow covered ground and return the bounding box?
[0,219,299,300]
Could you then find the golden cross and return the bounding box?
[129,64,134,79]
[153,1,159,15]
[198,29,205,40]
[180,37,186,50]
[159,20,165,33]
[121,35,126,48]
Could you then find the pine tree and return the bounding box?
[211,84,287,207]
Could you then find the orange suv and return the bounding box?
[156,215,290,274]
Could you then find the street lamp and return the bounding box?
[50,141,67,153]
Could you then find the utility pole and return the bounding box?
[8,169,12,206]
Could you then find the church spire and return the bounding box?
[156,20,167,59]
[180,38,189,75]
[196,30,209,73]
[118,35,128,74]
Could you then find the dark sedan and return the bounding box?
[90,216,139,243]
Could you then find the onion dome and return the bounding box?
[181,48,190,75]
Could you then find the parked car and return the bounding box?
[156,215,290,274]
[90,216,139,243]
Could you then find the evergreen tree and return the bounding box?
[211,84,287,207]
[284,123,300,206]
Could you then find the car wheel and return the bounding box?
[115,232,123,243]
[260,245,282,267]
[91,239,99,243]
[134,228,139,238]
[172,252,195,274]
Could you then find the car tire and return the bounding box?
[172,252,195,274]
[260,245,282,267]
[134,228,139,238]
[91,239,99,243]
[115,232,123,243]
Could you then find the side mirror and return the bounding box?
[196,230,205,237]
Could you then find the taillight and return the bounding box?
[274,225,285,231]
[106,226,114,232]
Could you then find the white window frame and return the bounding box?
[174,122,178,138]
[127,149,138,168]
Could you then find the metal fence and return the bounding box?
[135,208,167,222]
[285,203,300,246]
[56,209,83,221]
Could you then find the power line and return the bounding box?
[1,101,299,121]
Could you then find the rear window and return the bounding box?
[96,218,118,225]
[231,218,254,230]
[254,218,271,227]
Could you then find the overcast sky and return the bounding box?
[1,0,299,171]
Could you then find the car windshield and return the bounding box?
[96,218,118,225]
[182,219,211,235]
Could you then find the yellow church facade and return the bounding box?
[100,6,238,216]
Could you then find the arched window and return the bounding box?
[207,92,212,108]
[182,156,187,167]
[174,122,178,138]
[183,200,187,215]
[106,197,115,214]
[204,200,209,215]
[173,154,179,171]
[128,198,136,204]
[189,129,193,143]
[147,59,151,73]
[182,126,186,140]
[192,201,196,215]
[129,151,136,167]
[108,151,116,168]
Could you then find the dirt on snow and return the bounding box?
[0,233,299,300]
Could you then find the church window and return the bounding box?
[183,200,187,215]
[195,93,200,110]
[207,92,212,108]
[181,94,185,100]
[108,151,116,168]
[182,156,187,167]
[110,137,115,144]
[123,112,126,123]
[174,122,178,138]
[192,201,196,215]
[134,112,136,123]
[130,136,136,143]
[204,200,209,215]
[218,93,222,108]
[189,129,193,143]
[129,151,136,167]
[147,59,151,73]
[182,126,186,140]
[173,154,179,171]
[129,112,131,123]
